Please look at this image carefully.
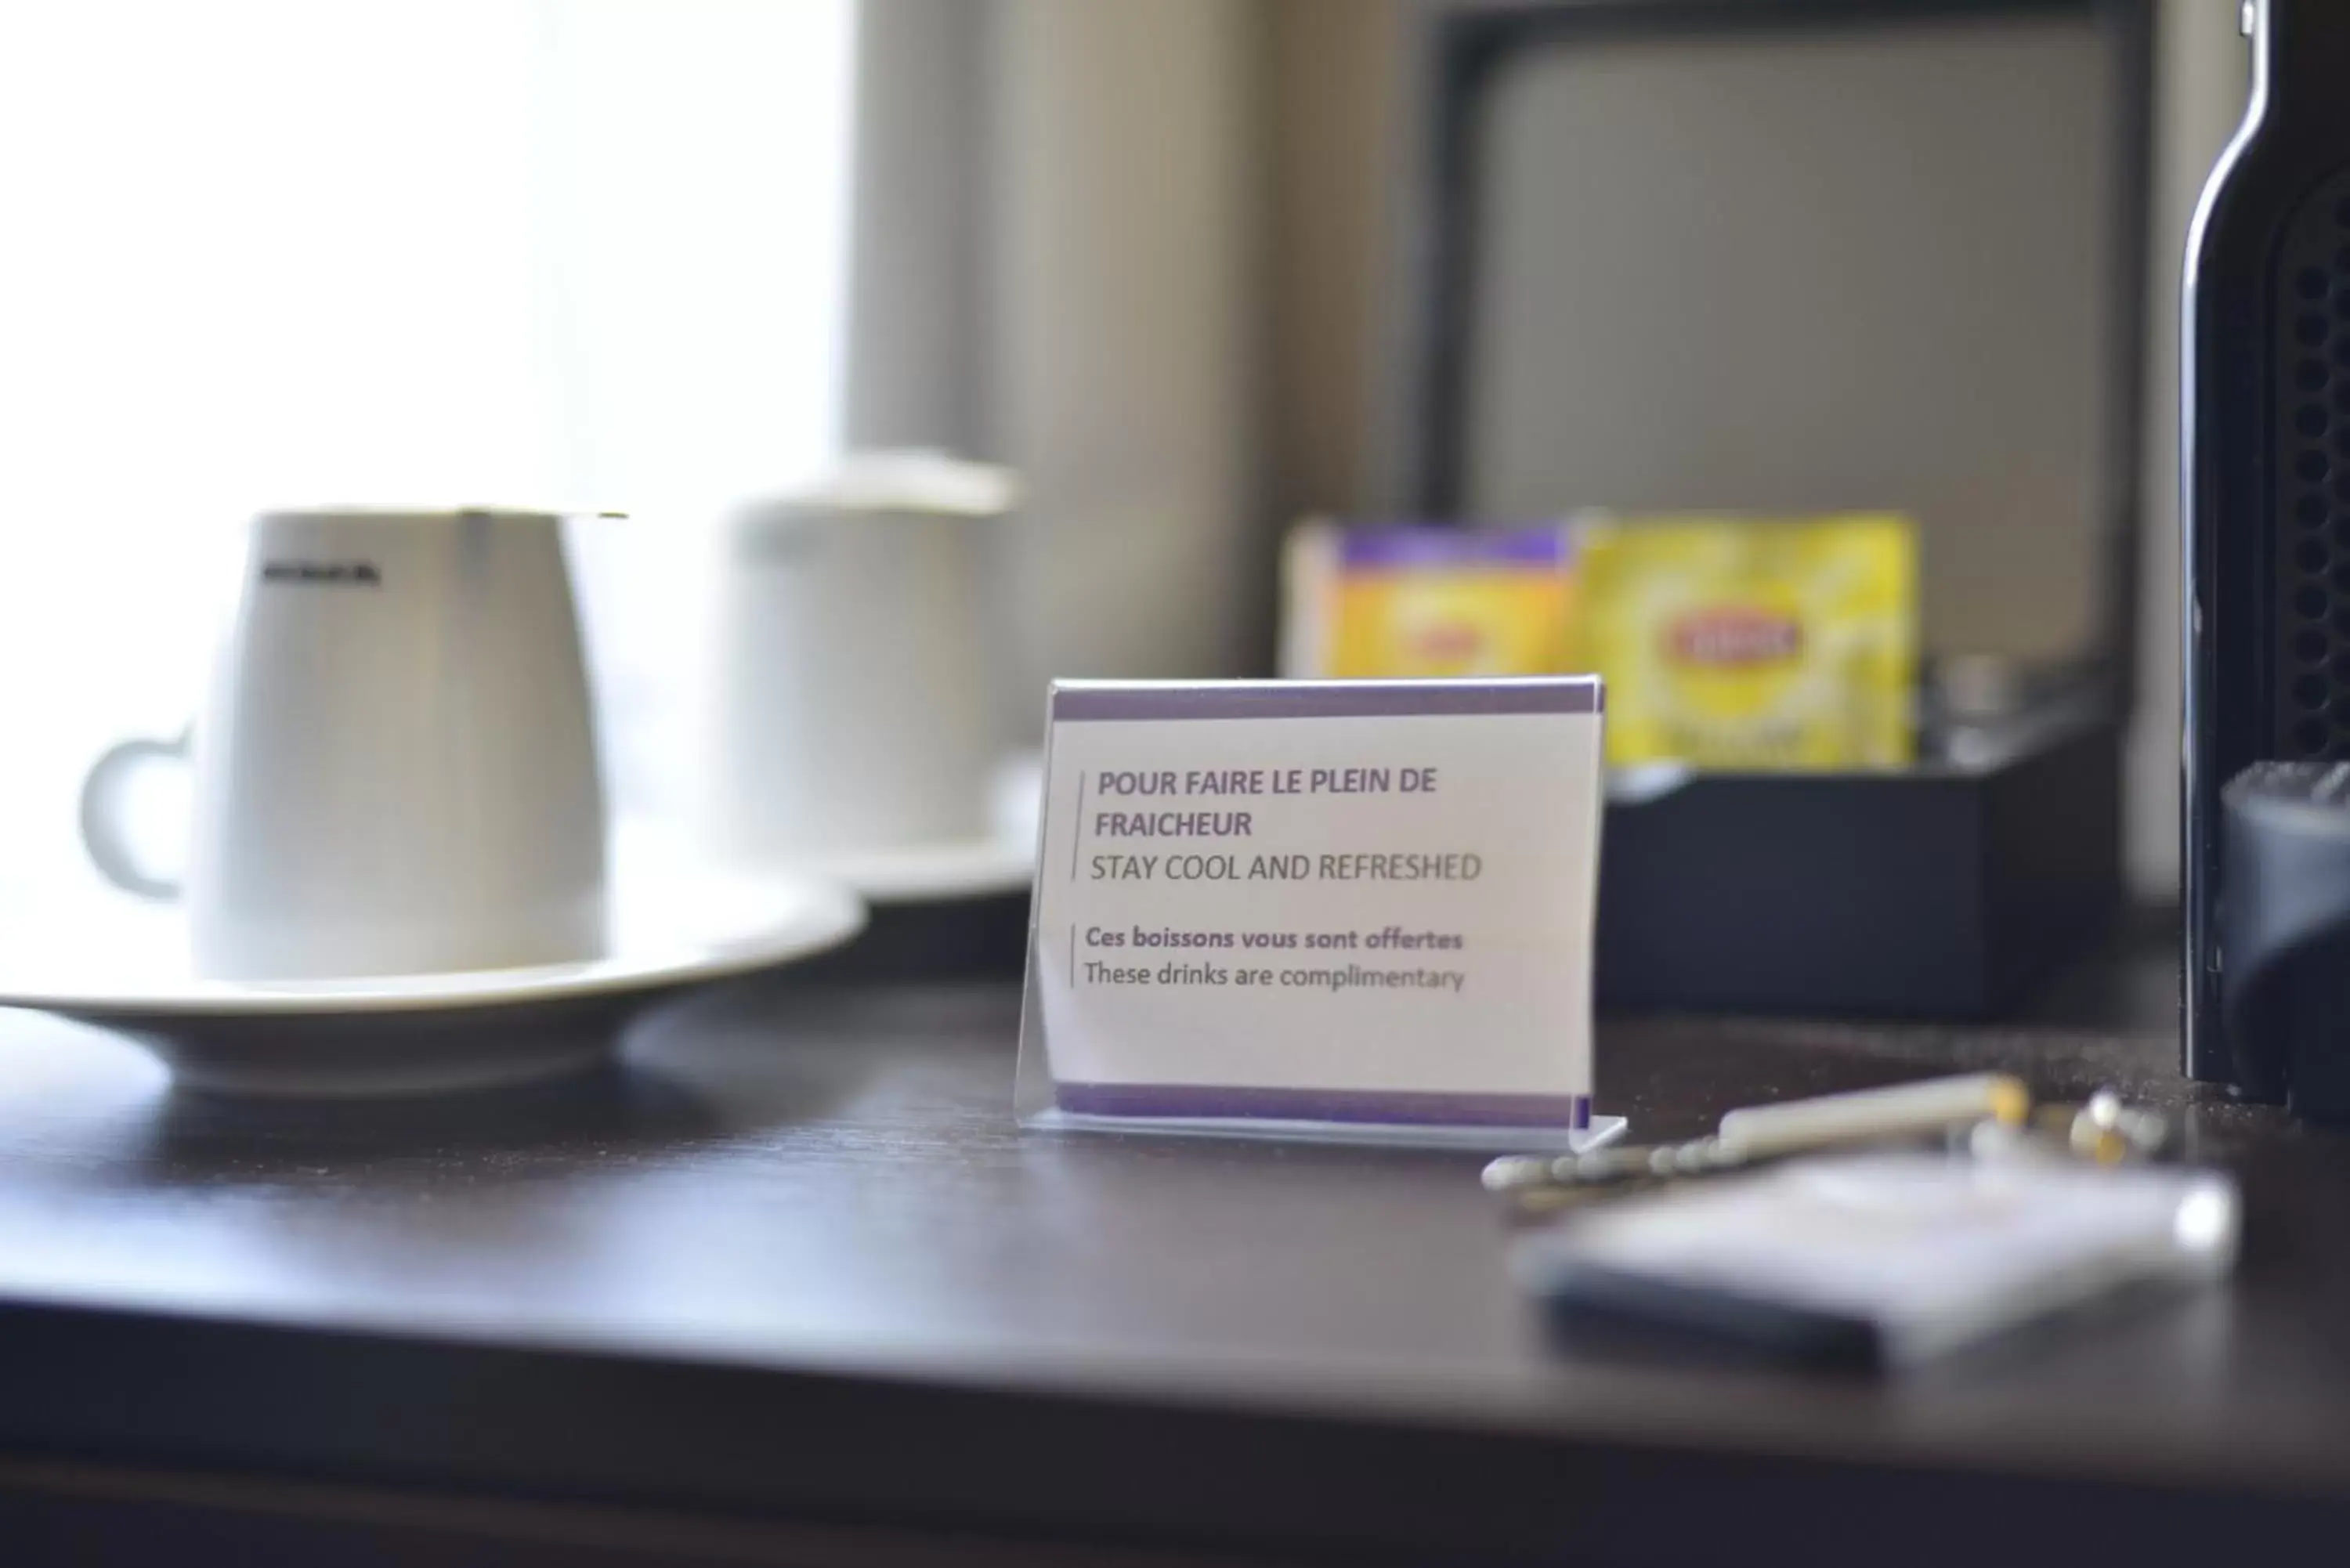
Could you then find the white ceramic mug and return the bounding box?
[80,508,609,981]
[700,454,1015,862]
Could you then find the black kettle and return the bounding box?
[2186,0,2350,1117]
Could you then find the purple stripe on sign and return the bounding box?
[1052,678,1602,723]
[1335,526,1571,570]
[1054,1082,1589,1129]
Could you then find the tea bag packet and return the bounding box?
[1282,521,1581,680]
[1571,513,1919,770]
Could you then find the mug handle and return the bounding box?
[78,732,190,901]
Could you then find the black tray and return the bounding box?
[1596,701,2121,1017]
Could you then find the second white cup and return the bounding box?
[700,454,1015,862]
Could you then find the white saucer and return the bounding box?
[685,750,1044,905]
[827,750,1040,902]
[797,836,1036,903]
[0,856,865,1098]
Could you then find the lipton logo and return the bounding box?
[1405,620,1487,663]
[260,561,381,587]
[1665,605,1801,667]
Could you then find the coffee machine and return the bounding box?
[2186,0,2350,1116]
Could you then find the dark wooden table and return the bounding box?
[1,908,2346,1565]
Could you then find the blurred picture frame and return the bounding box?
[1379,0,2156,1015]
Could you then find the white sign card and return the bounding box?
[1015,678,1622,1148]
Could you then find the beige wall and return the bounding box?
[1264,0,1399,530]
[842,0,992,457]
[849,0,1271,728]
[992,0,1266,700]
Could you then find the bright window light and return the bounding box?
[0,0,858,903]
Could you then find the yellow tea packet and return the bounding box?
[1282,521,1579,679]
[1573,513,1918,769]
